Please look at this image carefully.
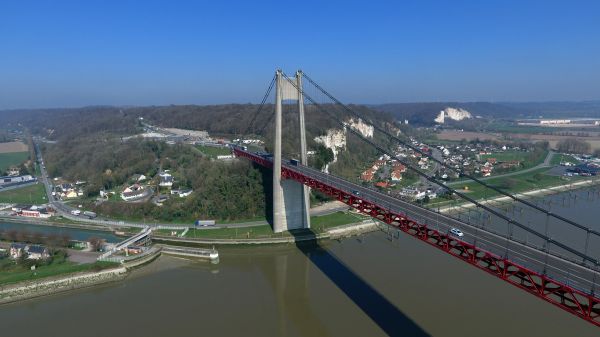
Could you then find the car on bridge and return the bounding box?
[450,228,464,237]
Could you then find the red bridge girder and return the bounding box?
[235,148,600,327]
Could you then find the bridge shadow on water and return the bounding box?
[289,229,430,337]
[259,165,429,335]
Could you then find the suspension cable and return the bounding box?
[240,75,275,138]
[280,72,598,266]
[301,72,600,238]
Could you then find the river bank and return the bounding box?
[0,245,166,305]
[152,219,379,246]
[0,217,378,307]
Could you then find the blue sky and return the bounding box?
[1,0,599,109]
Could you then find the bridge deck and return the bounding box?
[235,147,600,326]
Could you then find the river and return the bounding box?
[0,189,599,336]
[0,221,120,243]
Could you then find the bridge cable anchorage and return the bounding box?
[240,75,276,139]
[302,72,600,239]
[280,73,599,266]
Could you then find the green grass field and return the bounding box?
[182,211,364,239]
[0,260,117,286]
[453,167,582,200]
[196,145,232,158]
[0,183,47,204]
[550,153,580,166]
[480,150,546,169]
[0,151,29,172]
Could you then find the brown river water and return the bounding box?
[1,189,600,336]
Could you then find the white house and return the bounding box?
[159,172,173,188]
[171,189,193,197]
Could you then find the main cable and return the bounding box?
[281,72,598,266]
[302,72,600,238]
[240,75,275,138]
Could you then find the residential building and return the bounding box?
[10,243,27,259]
[375,181,389,188]
[27,245,50,260]
[131,174,147,182]
[391,162,407,172]
[361,170,374,182]
[7,167,20,176]
[391,170,403,181]
[121,184,151,201]
[19,205,54,218]
[171,189,193,197]
[159,172,173,187]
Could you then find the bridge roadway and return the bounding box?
[281,159,600,295]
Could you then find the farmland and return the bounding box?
[0,152,29,173]
[0,141,28,153]
[436,130,501,142]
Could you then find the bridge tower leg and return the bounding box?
[272,69,311,233]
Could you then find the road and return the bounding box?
[447,150,555,186]
[0,181,38,193]
[418,147,442,185]
[284,157,599,295]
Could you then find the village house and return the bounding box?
[375,181,389,188]
[131,174,147,182]
[374,159,386,167]
[391,162,407,172]
[481,166,493,177]
[10,243,49,260]
[53,182,83,199]
[153,194,170,205]
[121,184,150,201]
[7,166,20,176]
[159,172,174,188]
[391,169,403,181]
[170,189,193,197]
[27,245,50,260]
[10,243,26,259]
[361,169,375,182]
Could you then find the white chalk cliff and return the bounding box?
[434,107,472,124]
[314,118,374,172]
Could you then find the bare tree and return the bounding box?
[59,234,72,248]
[46,233,60,248]
[16,230,30,243]
[88,237,105,252]
[6,230,18,242]
[31,231,44,244]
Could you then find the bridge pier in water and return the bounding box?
[272,69,311,233]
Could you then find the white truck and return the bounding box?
[71,209,81,216]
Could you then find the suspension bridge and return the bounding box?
[234,69,600,327]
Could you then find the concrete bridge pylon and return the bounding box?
[272,69,311,233]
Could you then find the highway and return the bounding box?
[282,158,600,295]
